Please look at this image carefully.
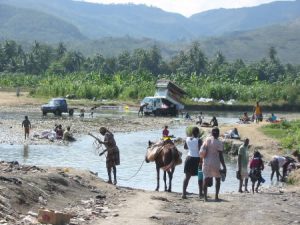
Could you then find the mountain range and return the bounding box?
[0,0,300,63]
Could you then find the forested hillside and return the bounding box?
[0,0,193,41]
[65,19,300,64]
[199,18,300,63]
[1,0,300,40]
[0,4,85,43]
[190,0,300,35]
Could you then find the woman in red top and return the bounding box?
[249,151,264,193]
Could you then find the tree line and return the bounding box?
[0,40,300,103]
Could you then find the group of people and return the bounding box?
[22,116,75,142]
[237,139,265,193]
[240,102,280,124]
[182,126,226,201]
[195,113,218,127]
[182,126,299,199]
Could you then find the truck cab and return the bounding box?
[141,97,178,116]
[41,98,74,116]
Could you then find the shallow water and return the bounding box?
[0,124,272,194]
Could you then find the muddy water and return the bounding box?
[0,124,272,194]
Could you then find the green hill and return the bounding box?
[190,0,300,36]
[2,0,300,41]
[0,0,193,41]
[0,3,85,43]
[198,18,300,63]
[1,0,300,63]
[66,18,300,64]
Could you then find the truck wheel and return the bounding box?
[154,110,160,117]
[69,109,74,116]
[42,111,47,116]
[55,109,61,116]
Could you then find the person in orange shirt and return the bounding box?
[253,102,263,123]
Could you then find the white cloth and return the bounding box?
[273,155,286,167]
[186,137,200,157]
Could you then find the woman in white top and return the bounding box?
[182,127,203,199]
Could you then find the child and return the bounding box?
[22,116,31,140]
[162,125,169,138]
[249,151,264,193]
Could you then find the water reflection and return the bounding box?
[0,126,272,194]
[23,144,29,161]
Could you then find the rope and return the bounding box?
[118,158,145,181]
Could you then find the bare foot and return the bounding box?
[181,195,187,199]
[238,189,243,193]
[107,180,112,184]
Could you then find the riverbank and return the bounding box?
[185,102,300,112]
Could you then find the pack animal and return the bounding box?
[145,140,182,192]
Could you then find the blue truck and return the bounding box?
[41,98,75,116]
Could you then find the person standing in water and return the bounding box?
[22,116,31,140]
[254,101,263,123]
[182,127,203,199]
[200,127,226,201]
[237,138,250,193]
[249,151,264,193]
[97,127,120,185]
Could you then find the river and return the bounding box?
[0,116,273,194]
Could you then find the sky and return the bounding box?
[82,0,292,17]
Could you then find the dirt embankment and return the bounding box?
[1,161,299,225]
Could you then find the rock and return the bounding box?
[22,215,38,224]
[95,194,106,199]
[48,174,69,186]
[38,196,47,205]
[27,211,38,217]
[150,215,161,220]
[37,209,72,225]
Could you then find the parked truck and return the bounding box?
[141,80,185,116]
[41,98,75,116]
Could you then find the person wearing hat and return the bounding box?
[98,127,120,185]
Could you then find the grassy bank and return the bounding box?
[261,120,300,151]
[261,120,300,185]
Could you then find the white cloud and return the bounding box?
[82,0,293,17]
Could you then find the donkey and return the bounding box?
[145,140,182,192]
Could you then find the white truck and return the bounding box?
[141,80,185,116]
